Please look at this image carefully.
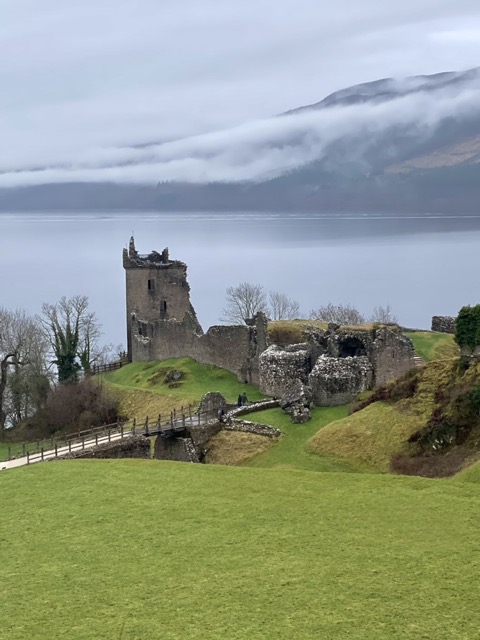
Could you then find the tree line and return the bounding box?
[221,282,398,325]
[0,296,120,431]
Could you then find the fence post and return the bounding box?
[55,444,58,458]
[121,424,124,439]
[144,416,149,435]
[170,412,174,427]
[189,404,192,419]
[108,429,111,442]
[95,434,98,446]
[82,436,85,450]
[41,447,44,461]
[197,411,200,426]
[8,446,11,461]
[133,418,136,435]
[173,408,176,421]
[27,451,29,465]
[182,414,186,429]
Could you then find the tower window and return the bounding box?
[160,300,167,313]
[148,279,155,291]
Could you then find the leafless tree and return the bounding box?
[269,291,301,321]
[309,303,365,325]
[0,308,50,430]
[221,282,268,325]
[39,295,103,382]
[370,304,398,324]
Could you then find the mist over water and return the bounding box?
[2,211,480,350]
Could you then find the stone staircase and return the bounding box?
[413,354,425,368]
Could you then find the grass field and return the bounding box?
[2,460,479,640]
[405,331,458,362]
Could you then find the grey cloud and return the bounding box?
[1,0,480,181]
[1,76,479,187]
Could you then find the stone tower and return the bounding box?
[123,237,202,362]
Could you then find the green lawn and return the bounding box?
[243,406,378,473]
[1,460,479,639]
[104,357,264,405]
[405,331,458,362]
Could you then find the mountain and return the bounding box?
[1,68,480,213]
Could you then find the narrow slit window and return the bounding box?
[148,279,155,291]
[160,300,167,313]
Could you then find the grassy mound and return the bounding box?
[205,431,273,465]
[2,460,479,639]
[404,330,458,361]
[243,406,375,473]
[454,459,480,483]
[309,358,480,476]
[103,357,264,418]
[268,320,381,345]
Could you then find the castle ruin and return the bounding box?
[123,238,267,384]
[124,239,416,405]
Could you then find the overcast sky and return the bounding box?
[1,0,480,185]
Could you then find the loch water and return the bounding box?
[1,211,480,348]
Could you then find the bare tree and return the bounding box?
[269,291,301,321]
[0,307,50,429]
[39,295,103,382]
[309,303,365,325]
[370,304,398,324]
[221,282,268,325]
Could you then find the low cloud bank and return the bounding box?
[1,75,479,188]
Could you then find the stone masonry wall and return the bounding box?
[259,345,311,397]
[431,316,456,334]
[309,356,373,406]
[153,436,201,462]
[371,327,416,387]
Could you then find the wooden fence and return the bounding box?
[24,421,130,465]
[91,360,126,375]
[0,402,216,464]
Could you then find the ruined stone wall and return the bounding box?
[309,356,373,406]
[258,326,416,405]
[371,327,416,387]
[259,344,311,397]
[153,436,201,462]
[131,314,200,362]
[431,316,456,334]
[195,325,252,380]
[224,420,281,438]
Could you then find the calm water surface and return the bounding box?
[1,211,480,349]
